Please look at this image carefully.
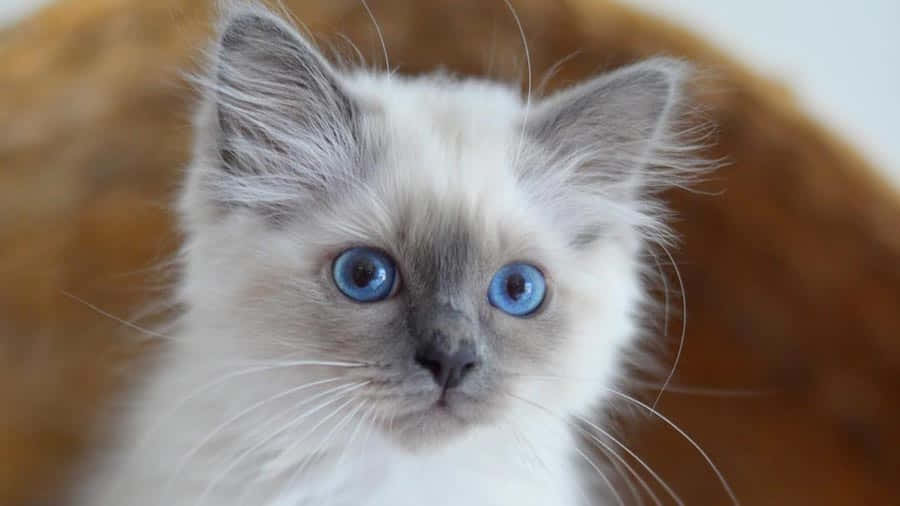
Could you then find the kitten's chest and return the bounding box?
[277,438,580,506]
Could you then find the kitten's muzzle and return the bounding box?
[414,332,479,391]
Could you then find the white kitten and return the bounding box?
[75,3,707,505]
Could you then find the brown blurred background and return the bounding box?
[2,0,899,505]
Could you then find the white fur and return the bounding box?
[74,5,706,506]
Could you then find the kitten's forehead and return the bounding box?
[351,74,525,197]
[306,75,565,285]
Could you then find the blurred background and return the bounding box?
[1,1,899,505]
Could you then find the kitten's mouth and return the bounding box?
[369,389,498,450]
[429,396,464,418]
[401,391,481,428]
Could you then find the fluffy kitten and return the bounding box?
[76,4,705,505]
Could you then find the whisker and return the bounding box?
[592,440,658,506]
[626,379,772,398]
[140,358,366,446]
[649,247,670,350]
[506,421,549,475]
[108,357,314,500]
[602,387,740,506]
[194,381,369,506]
[335,399,369,469]
[59,289,173,340]
[504,420,600,505]
[535,49,582,96]
[575,447,626,506]
[358,0,390,75]
[272,394,368,504]
[226,359,372,368]
[360,400,380,450]
[509,372,768,398]
[335,32,366,68]
[506,392,629,506]
[264,395,364,506]
[293,394,367,475]
[277,385,371,463]
[386,407,396,438]
[504,376,738,503]
[166,377,346,495]
[502,0,532,168]
[509,392,670,506]
[651,244,686,409]
[574,414,681,506]
[602,446,645,506]
[130,356,357,462]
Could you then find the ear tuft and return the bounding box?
[188,4,359,217]
[528,57,694,180]
[523,58,714,246]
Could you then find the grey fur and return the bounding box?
[197,7,364,222]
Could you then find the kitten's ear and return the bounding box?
[196,6,357,207]
[526,58,697,199]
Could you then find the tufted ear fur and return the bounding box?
[523,58,709,246]
[188,5,360,219]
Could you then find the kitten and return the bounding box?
[75,3,706,506]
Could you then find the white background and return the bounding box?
[2,0,898,187]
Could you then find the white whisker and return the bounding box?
[651,243,687,409]
[602,387,740,506]
[130,356,366,479]
[511,372,767,398]
[649,247,670,351]
[502,0,531,168]
[575,447,625,506]
[602,447,645,506]
[194,381,369,506]
[360,400,380,451]
[358,0,390,75]
[60,289,173,340]
[291,394,367,478]
[268,395,367,505]
[574,414,680,506]
[258,394,364,506]
[627,379,771,398]
[335,32,366,68]
[507,392,633,506]
[166,377,345,496]
[536,49,582,95]
[335,399,369,469]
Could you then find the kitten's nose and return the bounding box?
[414,339,478,390]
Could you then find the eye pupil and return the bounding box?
[352,260,376,287]
[505,273,528,300]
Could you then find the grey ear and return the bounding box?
[526,58,694,196]
[208,8,357,183]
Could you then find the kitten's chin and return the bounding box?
[381,395,494,452]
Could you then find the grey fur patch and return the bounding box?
[520,58,701,248]
[200,7,364,222]
[526,58,688,169]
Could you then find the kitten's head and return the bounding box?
[179,5,703,451]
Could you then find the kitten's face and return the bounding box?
[180,8,692,451]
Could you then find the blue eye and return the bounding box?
[332,247,397,302]
[488,262,546,316]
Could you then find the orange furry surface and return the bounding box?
[2,0,898,504]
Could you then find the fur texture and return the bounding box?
[6,1,900,506]
[75,4,703,505]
